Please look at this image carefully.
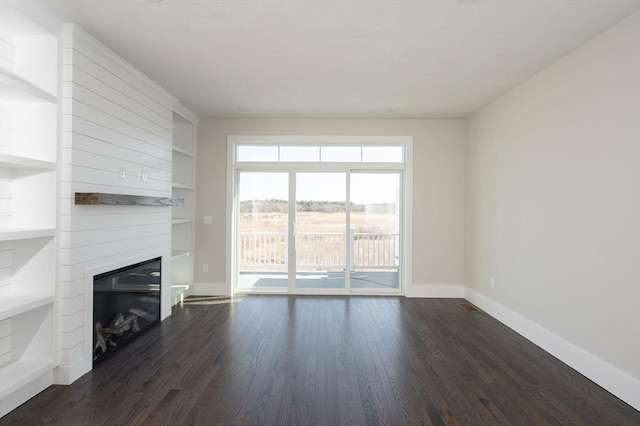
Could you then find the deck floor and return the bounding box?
[239,271,400,291]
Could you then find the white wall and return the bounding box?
[56,25,176,384]
[465,12,640,409]
[194,118,466,297]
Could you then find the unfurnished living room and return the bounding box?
[0,0,639,424]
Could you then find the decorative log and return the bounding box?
[94,322,107,354]
[94,308,157,355]
[129,308,157,321]
[75,192,184,206]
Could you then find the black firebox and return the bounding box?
[93,257,161,365]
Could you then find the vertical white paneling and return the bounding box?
[0,28,14,71]
[0,170,11,230]
[0,241,12,290]
[56,24,177,385]
[0,318,11,367]
[0,101,13,152]
[0,27,13,152]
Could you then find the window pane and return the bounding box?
[295,172,346,290]
[321,146,361,162]
[238,172,289,289]
[237,145,278,162]
[280,146,319,162]
[362,146,403,163]
[350,173,400,289]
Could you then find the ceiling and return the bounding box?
[22,0,640,118]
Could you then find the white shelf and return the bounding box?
[172,250,191,260]
[0,294,55,321]
[0,228,55,242]
[172,145,193,157]
[0,4,59,416]
[0,68,57,103]
[0,154,56,171]
[172,182,193,190]
[171,284,190,306]
[171,284,190,295]
[171,106,197,290]
[0,359,58,400]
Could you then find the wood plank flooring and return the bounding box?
[2,296,639,425]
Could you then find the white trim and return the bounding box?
[288,172,296,292]
[345,171,352,292]
[236,162,404,171]
[53,357,84,386]
[403,140,413,296]
[225,139,235,296]
[229,135,410,146]
[406,283,465,298]
[464,287,640,411]
[227,135,412,297]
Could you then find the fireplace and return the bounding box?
[93,257,161,365]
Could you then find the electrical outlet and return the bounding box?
[489,276,495,288]
[118,168,126,179]
[141,171,148,182]
[203,264,209,273]
[203,216,212,225]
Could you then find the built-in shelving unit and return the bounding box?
[171,105,198,305]
[0,4,60,417]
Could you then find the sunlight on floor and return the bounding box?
[182,296,243,306]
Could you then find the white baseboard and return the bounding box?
[53,358,89,386]
[464,287,640,411]
[189,282,231,297]
[406,283,465,298]
[0,370,52,417]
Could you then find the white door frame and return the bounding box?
[226,136,413,296]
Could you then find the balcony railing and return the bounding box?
[239,231,399,271]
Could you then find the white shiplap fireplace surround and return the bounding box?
[58,24,178,385]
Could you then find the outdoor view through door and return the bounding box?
[232,138,409,295]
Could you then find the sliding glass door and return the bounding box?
[350,173,401,291]
[236,170,402,294]
[294,172,347,291]
[237,172,289,290]
[232,138,409,295]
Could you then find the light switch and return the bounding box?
[203,216,212,225]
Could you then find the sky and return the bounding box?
[239,172,399,205]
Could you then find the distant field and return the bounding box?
[239,211,399,269]
[240,212,397,234]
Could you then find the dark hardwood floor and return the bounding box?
[2,296,639,425]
